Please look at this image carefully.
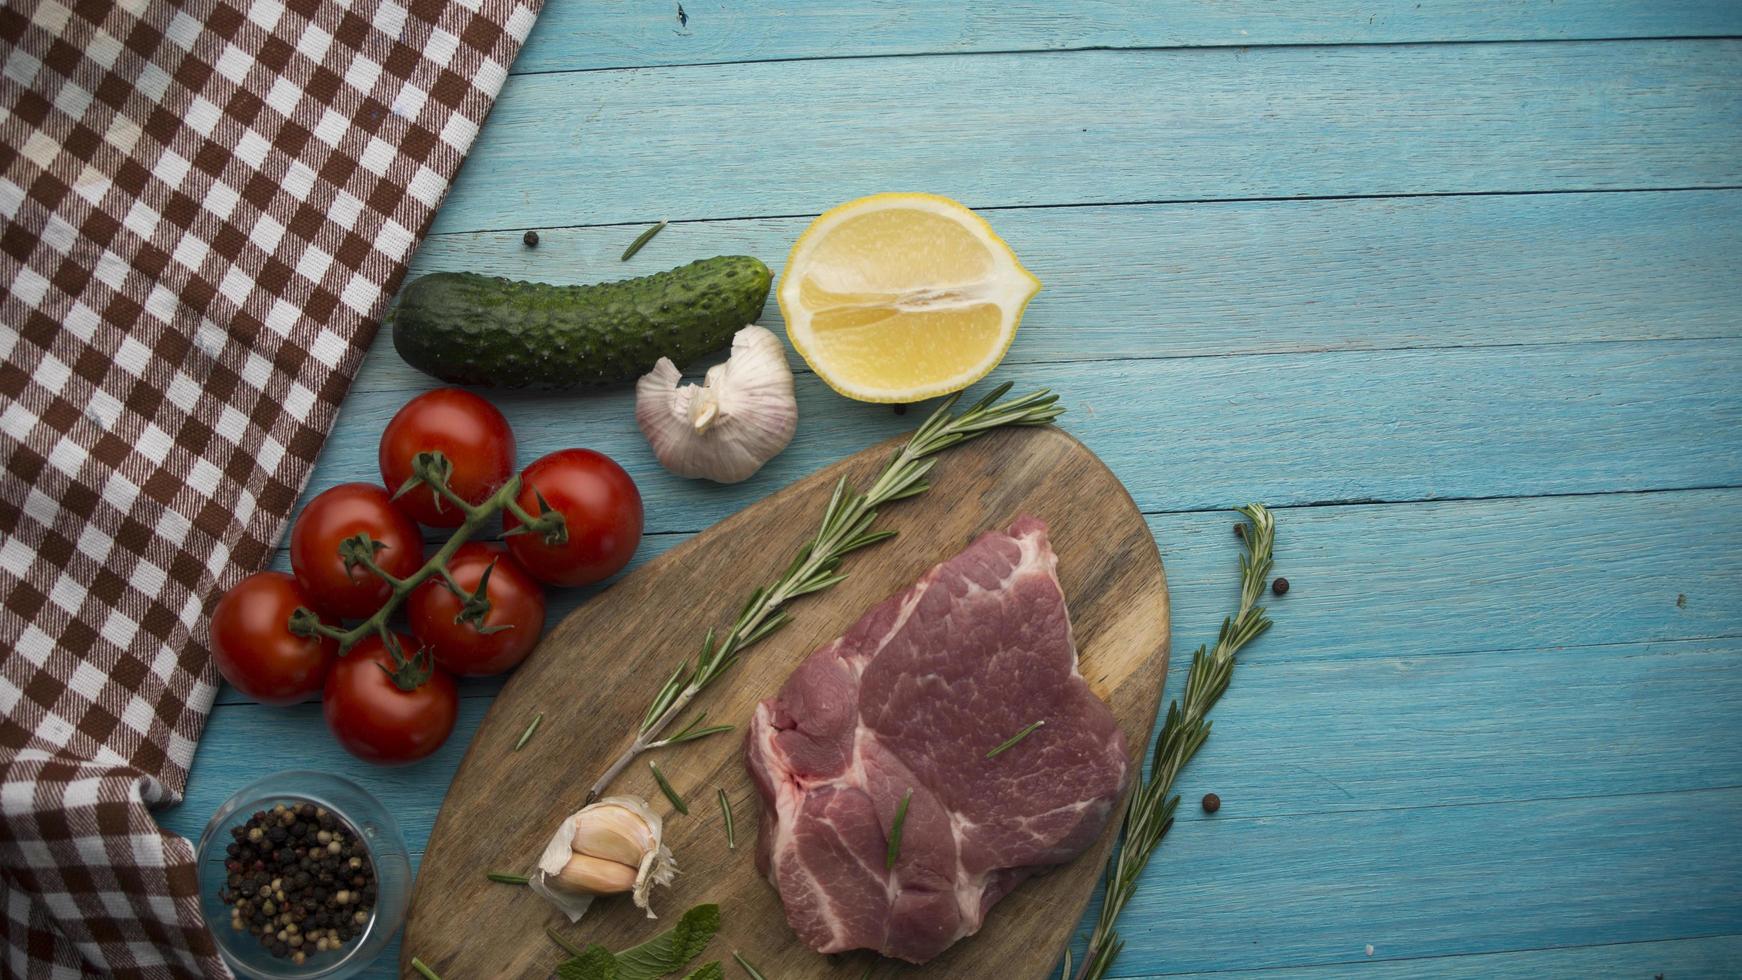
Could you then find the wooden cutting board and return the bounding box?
[402,425,1170,978]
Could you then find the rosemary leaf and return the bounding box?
[1073,504,1276,980]
[718,789,736,850]
[621,219,668,261]
[731,951,768,980]
[411,957,442,980]
[985,719,1045,759]
[514,712,543,751]
[650,761,689,815]
[546,926,585,958]
[587,385,1064,802]
[885,790,912,870]
[486,871,529,885]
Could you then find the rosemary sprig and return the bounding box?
[732,951,768,980]
[650,761,689,814]
[718,789,736,850]
[986,719,1045,759]
[885,790,912,870]
[514,712,543,751]
[1073,503,1276,980]
[649,712,734,750]
[584,383,1064,801]
[621,219,668,261]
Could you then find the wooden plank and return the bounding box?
[179,634,1742,844]
[197,487,1742,822]
[403,427,1170,978]
[166,710,1742,977]
[515,0,1742,73]
[1084,788,1742,973]
[1143,933,1742,978]
[301,340,1742,534]
[433,40,1742,233]
[390,191,1742,382]
[233,485,1742,705]
[181,492,1742,972]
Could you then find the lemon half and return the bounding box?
[778,193,1041,403]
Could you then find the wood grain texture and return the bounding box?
[302,340,1742,535]
[396,190,1742,377]
[399,427,1170,977]
[515,0,1742,73]
[172,4,1742,976]
[432,40,1742,234]
[231,483,1742,708]
[1146,933,1742,979]
[170,490,1742,974]
[1078,788,1742,973]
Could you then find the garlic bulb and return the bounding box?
[529,796,676,922]
[636,325,797,483]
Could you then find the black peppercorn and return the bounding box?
[523,229,540,247]
[1202,793,1221,813]
[1234,522,1244,538]
[216,800,376,960]
[1271,577,1289,596]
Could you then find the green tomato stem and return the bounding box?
[292,467,552,657]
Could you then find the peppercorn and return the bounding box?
[1234,522,1244,539]
[1202,793,1221,813]
[523,229,540,247]
[215,799,377,960]
[1272,577,1289,596]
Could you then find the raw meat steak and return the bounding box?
[744,515,1130,964]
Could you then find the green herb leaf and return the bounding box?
[718,788,736,850]
[985,719,1045,759]
[886,790,912,870]
[614,903,721,980]
[555,945,620,980]
[485,871,529,885]
[621,219,668,261]
[650,761,689,815]
[682,964,724,980]
[731,951,768,980]
[515,712,543,751]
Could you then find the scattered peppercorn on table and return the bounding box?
[164,3,1742,977]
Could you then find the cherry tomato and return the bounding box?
[378,388,516,528]
[407,543,547,676]
[289,483,424,620]
[503,449,643,587]
[208,572,336,705]
[321,633,458,764]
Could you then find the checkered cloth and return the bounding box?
[0,0,540,974]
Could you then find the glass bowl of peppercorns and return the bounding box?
[196,771,410,978]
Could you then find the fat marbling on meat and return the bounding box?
[744,515,1129,963]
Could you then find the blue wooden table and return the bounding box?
[161,3,1742,976]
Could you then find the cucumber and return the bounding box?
[389,255,773,389]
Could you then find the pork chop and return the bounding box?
[744,515,1129,964]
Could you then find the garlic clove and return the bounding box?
[571,802,659,867]
[530,795,678,923]
[550,852,638,896]
[637,325,798,484]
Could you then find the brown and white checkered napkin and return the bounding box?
[0,0,540,974]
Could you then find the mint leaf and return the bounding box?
[555,944,620,980]
[614,903,721,980]
[681,964,723,980]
